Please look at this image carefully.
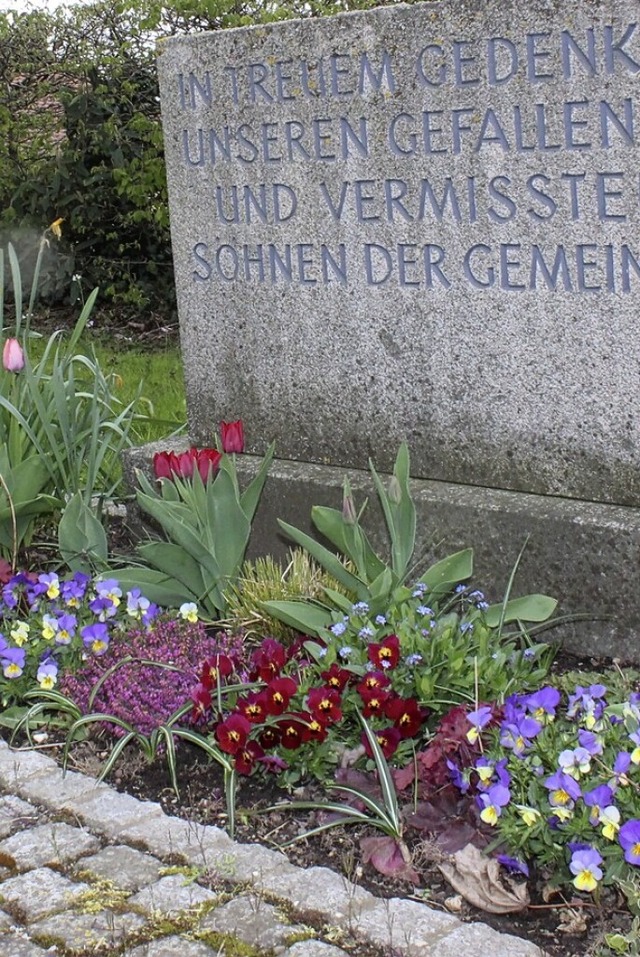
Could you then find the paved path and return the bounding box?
[0,738,545,956]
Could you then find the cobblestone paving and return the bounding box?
[0,739,546,956]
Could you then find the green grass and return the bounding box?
[26,330,186,446]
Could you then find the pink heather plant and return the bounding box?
[61,617,249,737]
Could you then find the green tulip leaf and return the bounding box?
[258,599,333,637]
[421,548,474,593]
[137,541,206,594]
[483,594,558,626]
[278,519,365,598]
[113,567,197,607]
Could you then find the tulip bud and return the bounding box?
[388,476,402,505]
[220,419,244,454]
[2,338,24,373]
[342,479,357,525]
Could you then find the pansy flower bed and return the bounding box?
[446,679,640,896]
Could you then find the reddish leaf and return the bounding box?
[360,835,420,883]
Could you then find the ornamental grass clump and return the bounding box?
[61,617,249,737]
[447,676,640,895]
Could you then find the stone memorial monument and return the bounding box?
[156,0,640,657]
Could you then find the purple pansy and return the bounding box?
[619,820,640,866]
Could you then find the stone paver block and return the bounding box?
[67,788,165,838]
[30,908,146,953]
[282,944,350,957]
[260,864,377,923]
[129,874,217,916]
[17,766,108,809]
[0,867,91,922]
[0,821,100,871]
[0,748,56,789]
[0,908,13,931]
[353,897,461,954]
[0,934,52,957]
[124,939,218,957]
[118,815,236,866]
[198,893,304,951]
[429,922,543,957]
[201,840,296,883]
[0,795,40,839]
[76,844,164,892]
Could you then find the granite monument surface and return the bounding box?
[155,0,640,657]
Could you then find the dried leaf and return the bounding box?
[444,895,464,913]
[438,843,529,914]
[557,908,588,935]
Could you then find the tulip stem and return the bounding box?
[0,470,17,572]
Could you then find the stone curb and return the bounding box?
[0,739,546,956]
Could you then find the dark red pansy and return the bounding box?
[200,653,233,688]
[264,676,298,715]
[215,714,251,754]
[191,683,211,722]
[385,696,424,738]
[235,740,264,775]
[307,686,342,725]
[278,713,307,749]
[362,725,401,760]
[251,638,287,681]
[360,688,391,718]
[357,671,391,699]
[236,691,269,724]
[367,634,400,670]
[300,712,328,743]
[320,663,351,692]
[259,726,281,749]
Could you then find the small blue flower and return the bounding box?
[416,605,434,617]
[455,584,467,594]
[405,653,423,666]
[330,621,347,636]
[469,590,485,601]
[358,627,374,639]
[374,614,387,625]
[412,582,427,598]
[338,646,353,659]
[523,648,536,659]
[352,601,369,614]
[476,601,489,611]
[460,622,474,634]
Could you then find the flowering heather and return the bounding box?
[61,619,249,736]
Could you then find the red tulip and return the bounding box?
[153,451,177,479]
[2,338,24,373]
[176,449,196,478]
[196,447,222,481]
[220,419,244,453]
